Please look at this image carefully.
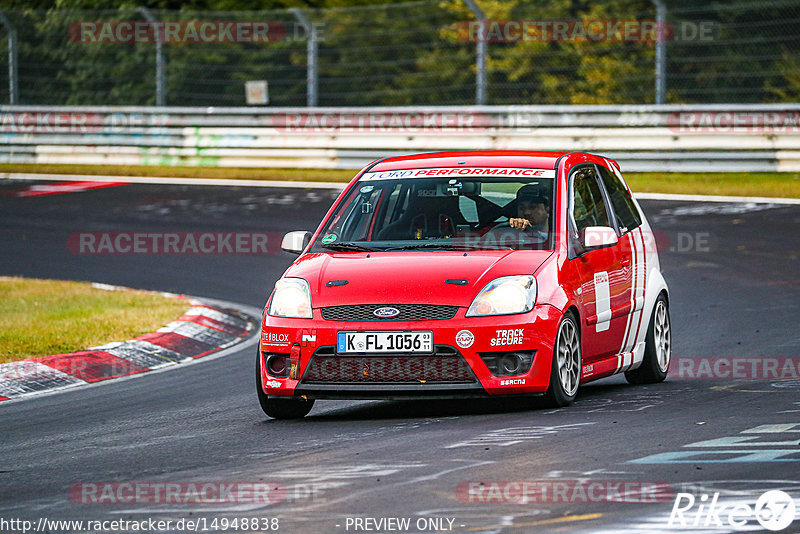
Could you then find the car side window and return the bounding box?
[597,165,642,234]
[570,166,611,232]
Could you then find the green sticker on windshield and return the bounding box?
[321,234,338,244]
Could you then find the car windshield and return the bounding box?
[310,167,555,252]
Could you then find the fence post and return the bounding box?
[462,0,486,105]
[290,8,318,107]
[137,7,165,106]
[653,0,667,104]
[0,11,18,105]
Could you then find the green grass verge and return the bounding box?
[0,277,191,364]
[1,164,799,198]
[624,172,800,198]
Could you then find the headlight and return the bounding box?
[268,278,312,318]
[466,275,537,317]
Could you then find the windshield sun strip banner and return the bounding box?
[360,168,556,180]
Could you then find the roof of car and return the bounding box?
[367,151,568,173]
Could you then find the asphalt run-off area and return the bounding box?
[0,178,798,533]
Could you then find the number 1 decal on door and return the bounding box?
[594,271,611,332]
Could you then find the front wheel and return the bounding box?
[256,350,314,419]
[625,294,671,385]
[543,311,581,407]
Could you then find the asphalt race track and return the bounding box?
[1,180,799,534]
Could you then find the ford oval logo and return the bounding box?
[373,306,400,318]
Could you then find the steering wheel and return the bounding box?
[483,219,547,243]
[484,219,513,230]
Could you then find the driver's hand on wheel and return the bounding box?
[509,217,531,230]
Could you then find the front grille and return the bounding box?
[320,304,458,322]
[301,346,476,384]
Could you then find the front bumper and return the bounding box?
[259,304,562,400]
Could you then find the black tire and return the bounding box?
[543,311,581,407]
[625,294,671,385]
[256,350,314,419]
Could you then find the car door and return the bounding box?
[596,162,646,355]
[566,164,632,362]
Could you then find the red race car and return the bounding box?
[257,151,671,419]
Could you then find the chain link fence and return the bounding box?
[0,0,798,107]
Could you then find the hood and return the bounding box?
[283,250,553,308]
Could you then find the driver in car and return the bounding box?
[509,185,550,239]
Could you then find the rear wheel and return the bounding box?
[256,350,314,419]
[543,311,581,407]
[625,294,670,385]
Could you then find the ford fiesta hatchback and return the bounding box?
[257,151,671,419]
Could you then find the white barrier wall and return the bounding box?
[2,105,799,172]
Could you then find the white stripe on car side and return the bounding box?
[620,231,637,354]
[616,227,648,373]
[631,227,649,347]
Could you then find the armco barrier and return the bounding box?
[1,105,799,172]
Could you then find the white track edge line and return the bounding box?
[0,172,348,189]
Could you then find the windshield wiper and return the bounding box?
[448,243,514,251]
[320,242,377,252]
[383,242,451,251]
[384,242,513,251]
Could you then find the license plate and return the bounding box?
[337,331,433,354]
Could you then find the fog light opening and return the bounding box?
[500,354,523,375]
[265,353,290,377]
[479,350,535,377]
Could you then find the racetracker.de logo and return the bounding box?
[671,357,800,380]
[68,20,300,43]
[667,111,800,133]
[68,232,281,255]
[69,482,286,505]
[457,480,675,504]
[271,112,490,133]
[457,20,715,43]
[0,111,170,134]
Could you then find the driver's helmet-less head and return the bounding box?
[516,184,550,206]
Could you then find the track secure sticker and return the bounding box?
[456,330,475,349]
[490,329,524,346]
[321,234,337,244]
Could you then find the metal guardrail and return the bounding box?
[2,105,799,172]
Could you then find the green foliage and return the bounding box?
[0,0,797,105]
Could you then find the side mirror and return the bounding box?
[281,231,312,254]
[580,226,618,249]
